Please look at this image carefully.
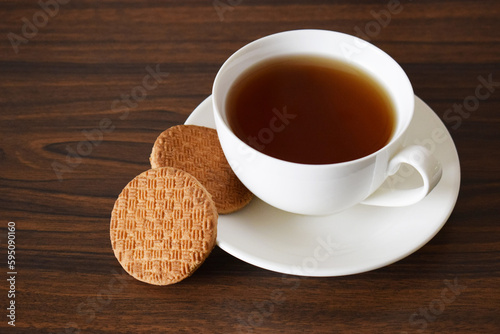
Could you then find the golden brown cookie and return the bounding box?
[110,167,218,285]
[150,125,253,214]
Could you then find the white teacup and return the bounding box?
[212,29,442,215]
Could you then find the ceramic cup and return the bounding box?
[212,29,442,215]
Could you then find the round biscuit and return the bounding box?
[110,167,218,285]
[150,125,253,214]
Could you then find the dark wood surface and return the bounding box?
[1,1,499,333]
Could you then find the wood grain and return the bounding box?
[1,0,499,333]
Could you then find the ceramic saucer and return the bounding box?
[185,95,460,277]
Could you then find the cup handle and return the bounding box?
[361,145,442,207]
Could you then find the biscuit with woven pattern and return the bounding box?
[110,167,218,285]
[150,125,253,214]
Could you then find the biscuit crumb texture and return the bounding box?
[150,125,253,214]
[110,167,218,285]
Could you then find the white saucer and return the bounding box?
[185,95,460,277]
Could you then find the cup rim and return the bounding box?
[212,29,415,168]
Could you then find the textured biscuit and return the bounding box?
[110,167,218,285]
[150,125,253,214]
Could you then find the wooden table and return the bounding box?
[1,1,499,333]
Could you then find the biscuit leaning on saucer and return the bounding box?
[110,167,218,285]
[150,124,253,214]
